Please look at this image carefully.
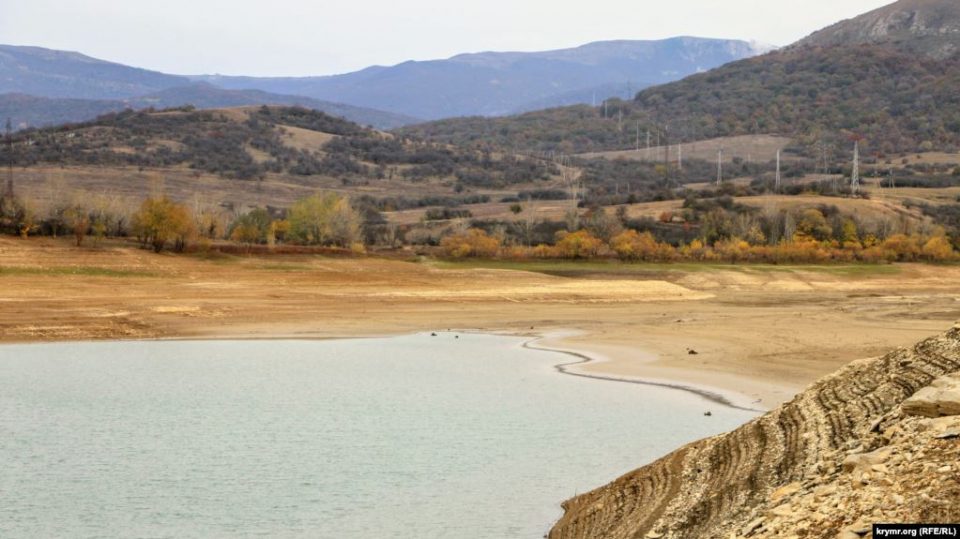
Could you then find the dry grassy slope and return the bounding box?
[10,105,570,213]
[579,135,795,164]
[550,325,960,539]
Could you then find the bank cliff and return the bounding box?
[550,325,960,539]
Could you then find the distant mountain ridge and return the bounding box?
[193,37,771,119]
[0,45,418,129]
[400,0,960,156]
[0,84,420,131]
[0,44,189,99]
[0,37,766,128]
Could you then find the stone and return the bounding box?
[769,504,794,518]
[903,373,960,418]
[815,484,837,498]
[843,448,893,473]
[741,518,764,536]
[771,482,802,502]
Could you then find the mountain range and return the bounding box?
[402,0,960,156]
[0,45,418,130]
[0,37,767,129]
[193,38,770,119]
[0,84,420,131]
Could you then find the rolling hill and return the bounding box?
[194,37,770,120]
[3,105,571,217]
[0,83,420,130]
[399,0,960,158]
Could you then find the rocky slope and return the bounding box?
[550,325,960,539]
[796,0,960,59]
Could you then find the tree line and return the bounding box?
[0,190,364,253]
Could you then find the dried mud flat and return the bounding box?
[2,237,960,408]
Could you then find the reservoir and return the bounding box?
[0,334,757,538]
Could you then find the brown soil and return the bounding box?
[3,237,960,409]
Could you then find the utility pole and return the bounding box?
[717,149,723,186]
[4,118,12,199]
[822,144,828,177]
[678,144,683,171]
[635,121,640,153]
[851,140,860,195]
[775,149,781,193]
[663,125,670,183]
[646,130,651,160]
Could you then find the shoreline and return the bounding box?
[522,333,768,412]
[3,238,959,411]
[1,327,772,413]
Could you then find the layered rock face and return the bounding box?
[550,325,960,539]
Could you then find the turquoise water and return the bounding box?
[0,334,757,538]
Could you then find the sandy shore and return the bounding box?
[2,237,960,408]
[530,331,802,410]
[523,332,767,411]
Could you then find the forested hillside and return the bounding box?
[6,106,556,186]
[399,0,960,158]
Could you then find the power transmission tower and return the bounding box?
[851,140,860,195]
[645,130,651,160]
[4,118,12,199]
[775,149,781,193]
[716,149,723,186]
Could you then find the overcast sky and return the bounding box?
[1,0,894,77]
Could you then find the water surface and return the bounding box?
[0,334,757,538]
